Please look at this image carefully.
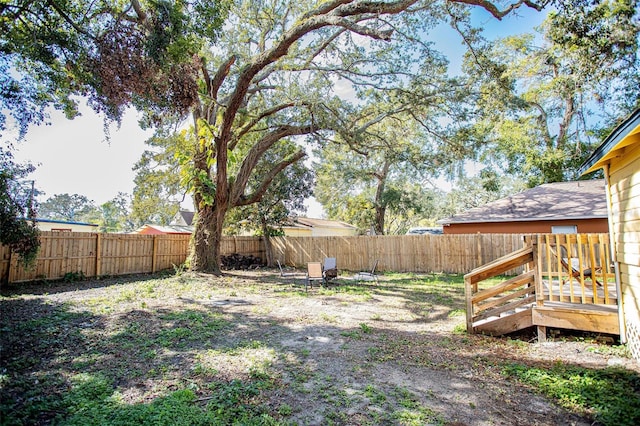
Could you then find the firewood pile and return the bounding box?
[221,253,264,270]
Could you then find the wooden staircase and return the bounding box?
[465,235,620,341]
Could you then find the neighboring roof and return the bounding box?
[173,210,195,226]
[284,217,358,230]
[36,218,99,227]
[137,224,193,234]
[438,180,607,225]
[580,108,640,175]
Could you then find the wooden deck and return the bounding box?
[465,234,620,340]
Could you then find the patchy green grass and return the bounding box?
[58,373,279,426]
[1,270,637,426]
[502,363,640,426]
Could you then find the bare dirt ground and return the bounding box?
[1,269,638,425]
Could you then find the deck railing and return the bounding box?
[464,246,536,333]
[465,234,618,334]
[530,234,616,306]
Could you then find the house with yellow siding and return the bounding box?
[165,211,358,237]
[282,217,358,237]
[580,108,640,361]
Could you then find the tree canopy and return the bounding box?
[315,115,437,235]
[3,0,561,273]
[38,193,96,222]
[0,147,39,264]
[0,0,230,136]
[453,0,639,186]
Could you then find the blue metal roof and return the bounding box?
[36,218,99,227]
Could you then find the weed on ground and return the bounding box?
[1,271,638,425]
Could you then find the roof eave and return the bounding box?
[579,109,640,175]
[439,215,608,226]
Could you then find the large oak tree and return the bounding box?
[2,0,551,273]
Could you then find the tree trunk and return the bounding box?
[373,160,390,235]
[189,203,226,274]
[261,219,274,267]
[374,204,386,236]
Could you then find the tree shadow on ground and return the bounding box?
[0,271,173,297]
[1,272,638,425]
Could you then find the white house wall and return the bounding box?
[37,222,98,232]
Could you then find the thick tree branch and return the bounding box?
[231,102,298,149]
[236,150,307,207]
[557,96,575,148]
[528,101,554,147]
[210,56,237,100]
[454,0,545,20]
[302,0,353,20]
[231,124,316,205]
[329,17,393,40]
[204,55,236,123]
[129,0,147,21]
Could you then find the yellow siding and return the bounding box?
[608,141,640,359]
[310,227,358,237]
[283,228,312,237]
[283,226,357,237]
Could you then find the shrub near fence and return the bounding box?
[1,232,526,284]
[1,233,191,284]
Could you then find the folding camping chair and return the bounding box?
[552,246,602,286]
[354,259,379,284]
[277,260,298,277]
[306,262,324,291]
[322,257,338,283]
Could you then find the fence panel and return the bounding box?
[1,232,544,284]
[155,234,191,272]
[2,232,193,284]
[272,233,526,274]
[100,234,154,276]
[220,236,265,260]
[8,232,98,283]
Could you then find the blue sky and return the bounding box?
[8,5,547,218]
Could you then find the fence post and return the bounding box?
[152,235,158,273]
[3,247,12,285]
[7,248,17,284]
[95,233,102,278]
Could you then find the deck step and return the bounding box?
[532,303,619,335]
[473,309,533,336]
[473,302,620,337]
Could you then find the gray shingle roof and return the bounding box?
[175,210,195,226]
[438,180,607,225]
[293,217,357,229]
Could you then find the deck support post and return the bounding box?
[465,275,474,333]
[537,325,547,343]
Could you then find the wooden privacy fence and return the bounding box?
[0,232,264,284]
[272,233,525,274]
[1,232,527,284]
